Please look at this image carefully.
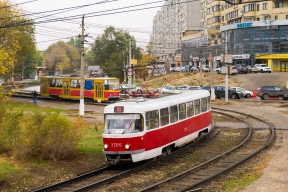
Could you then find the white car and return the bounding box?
[121,84,140,93]
[158,86,181,94]
[230,87,254,98]
[254,64,271,73]
[177,85,190,90]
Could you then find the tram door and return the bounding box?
[62,79,70,98]
[94,80,104,102]
[40,78,49,96]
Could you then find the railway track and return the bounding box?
[138,108,275,192]
[26,108,274,191]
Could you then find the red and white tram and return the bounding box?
[102,90,212,163]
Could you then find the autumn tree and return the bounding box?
[0,0,36,81]
[90,26,142,81]
[44,41,80,74]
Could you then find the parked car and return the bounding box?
[215,66,238,75]
[177,85,190,90]
[189,86,201,90]
[157,85,182,94]
[214,67,222,74]
[257,86,288,100]
[121,84,140,94]
[190,66,199,73]
[247,65,259,73]
[180,67,186,72]
[230,87,254,98]
[171,67,180,72]
[254,64,272,73]
[201,65,210,72]
[234,64,249,74]
[214,86,242,99]
[230,66,239,75]
[201,86,211,94]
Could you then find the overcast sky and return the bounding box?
[15,0,164,51]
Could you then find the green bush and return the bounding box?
[16,109,82,161]
[0,87,83,161]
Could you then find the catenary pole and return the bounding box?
[79,15,85,116]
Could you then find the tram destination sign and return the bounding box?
[260,25,278,30]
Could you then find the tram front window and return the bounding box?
[104,114,144,134]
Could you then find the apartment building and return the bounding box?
[150,0,201,67]
[182,0,288,72]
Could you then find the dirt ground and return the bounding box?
[5,72,288,191]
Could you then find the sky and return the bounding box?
[15,0,164,51]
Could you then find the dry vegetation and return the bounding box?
[142,72,241,90]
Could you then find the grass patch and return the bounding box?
[221,153,271,191]
[212,113,238,122]
[0,163,20,180]
[77,124,104,155]
[35,161,49,167]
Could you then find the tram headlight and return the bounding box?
[104,144,108,149]
[125,144,130,150]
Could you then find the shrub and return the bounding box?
[16,109,83,161]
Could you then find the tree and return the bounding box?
[44,41,80,74]
[0,0,36,80]
[90,26,141,80]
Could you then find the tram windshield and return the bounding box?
[104,114,144,134]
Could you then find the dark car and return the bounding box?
[201,86,211,93]
[214,86,242,99]
[257,86,288,100]
[234,64,249,74]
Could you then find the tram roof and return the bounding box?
[104,90,210,114]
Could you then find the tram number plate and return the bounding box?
[111,143,122,147]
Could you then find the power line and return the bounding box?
[0,0,195,28]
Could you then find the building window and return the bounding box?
[275,15,278,20]
[275,2,283,8]
[286,15,288,19]
[263,3,267,10]
[257,4,260,11]
[221,16,224,22]
[257,17,260,21]
[207,8,210,15]
[207,18,210,24]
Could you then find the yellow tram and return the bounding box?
[40,76,121,102]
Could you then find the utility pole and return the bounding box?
[128,39,132,87]
[79,15,85,116]
[209,39,215,100]
[35,58,38,80]
[122,50,126,80]
[224,31,229,103]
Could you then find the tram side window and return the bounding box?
[179,103,186,120]
[194,99,200,115]
[56,79,62,87]
[145,110,159,130]
[201,97,207,112]
[160,108,169,126]
[207,97,211,110]
[49,79,56,87]
[187,101,194,117]
[170,105,178,123]
[71,79,79,88]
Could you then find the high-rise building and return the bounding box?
[181,0,288,71]
[150,0,201,67]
